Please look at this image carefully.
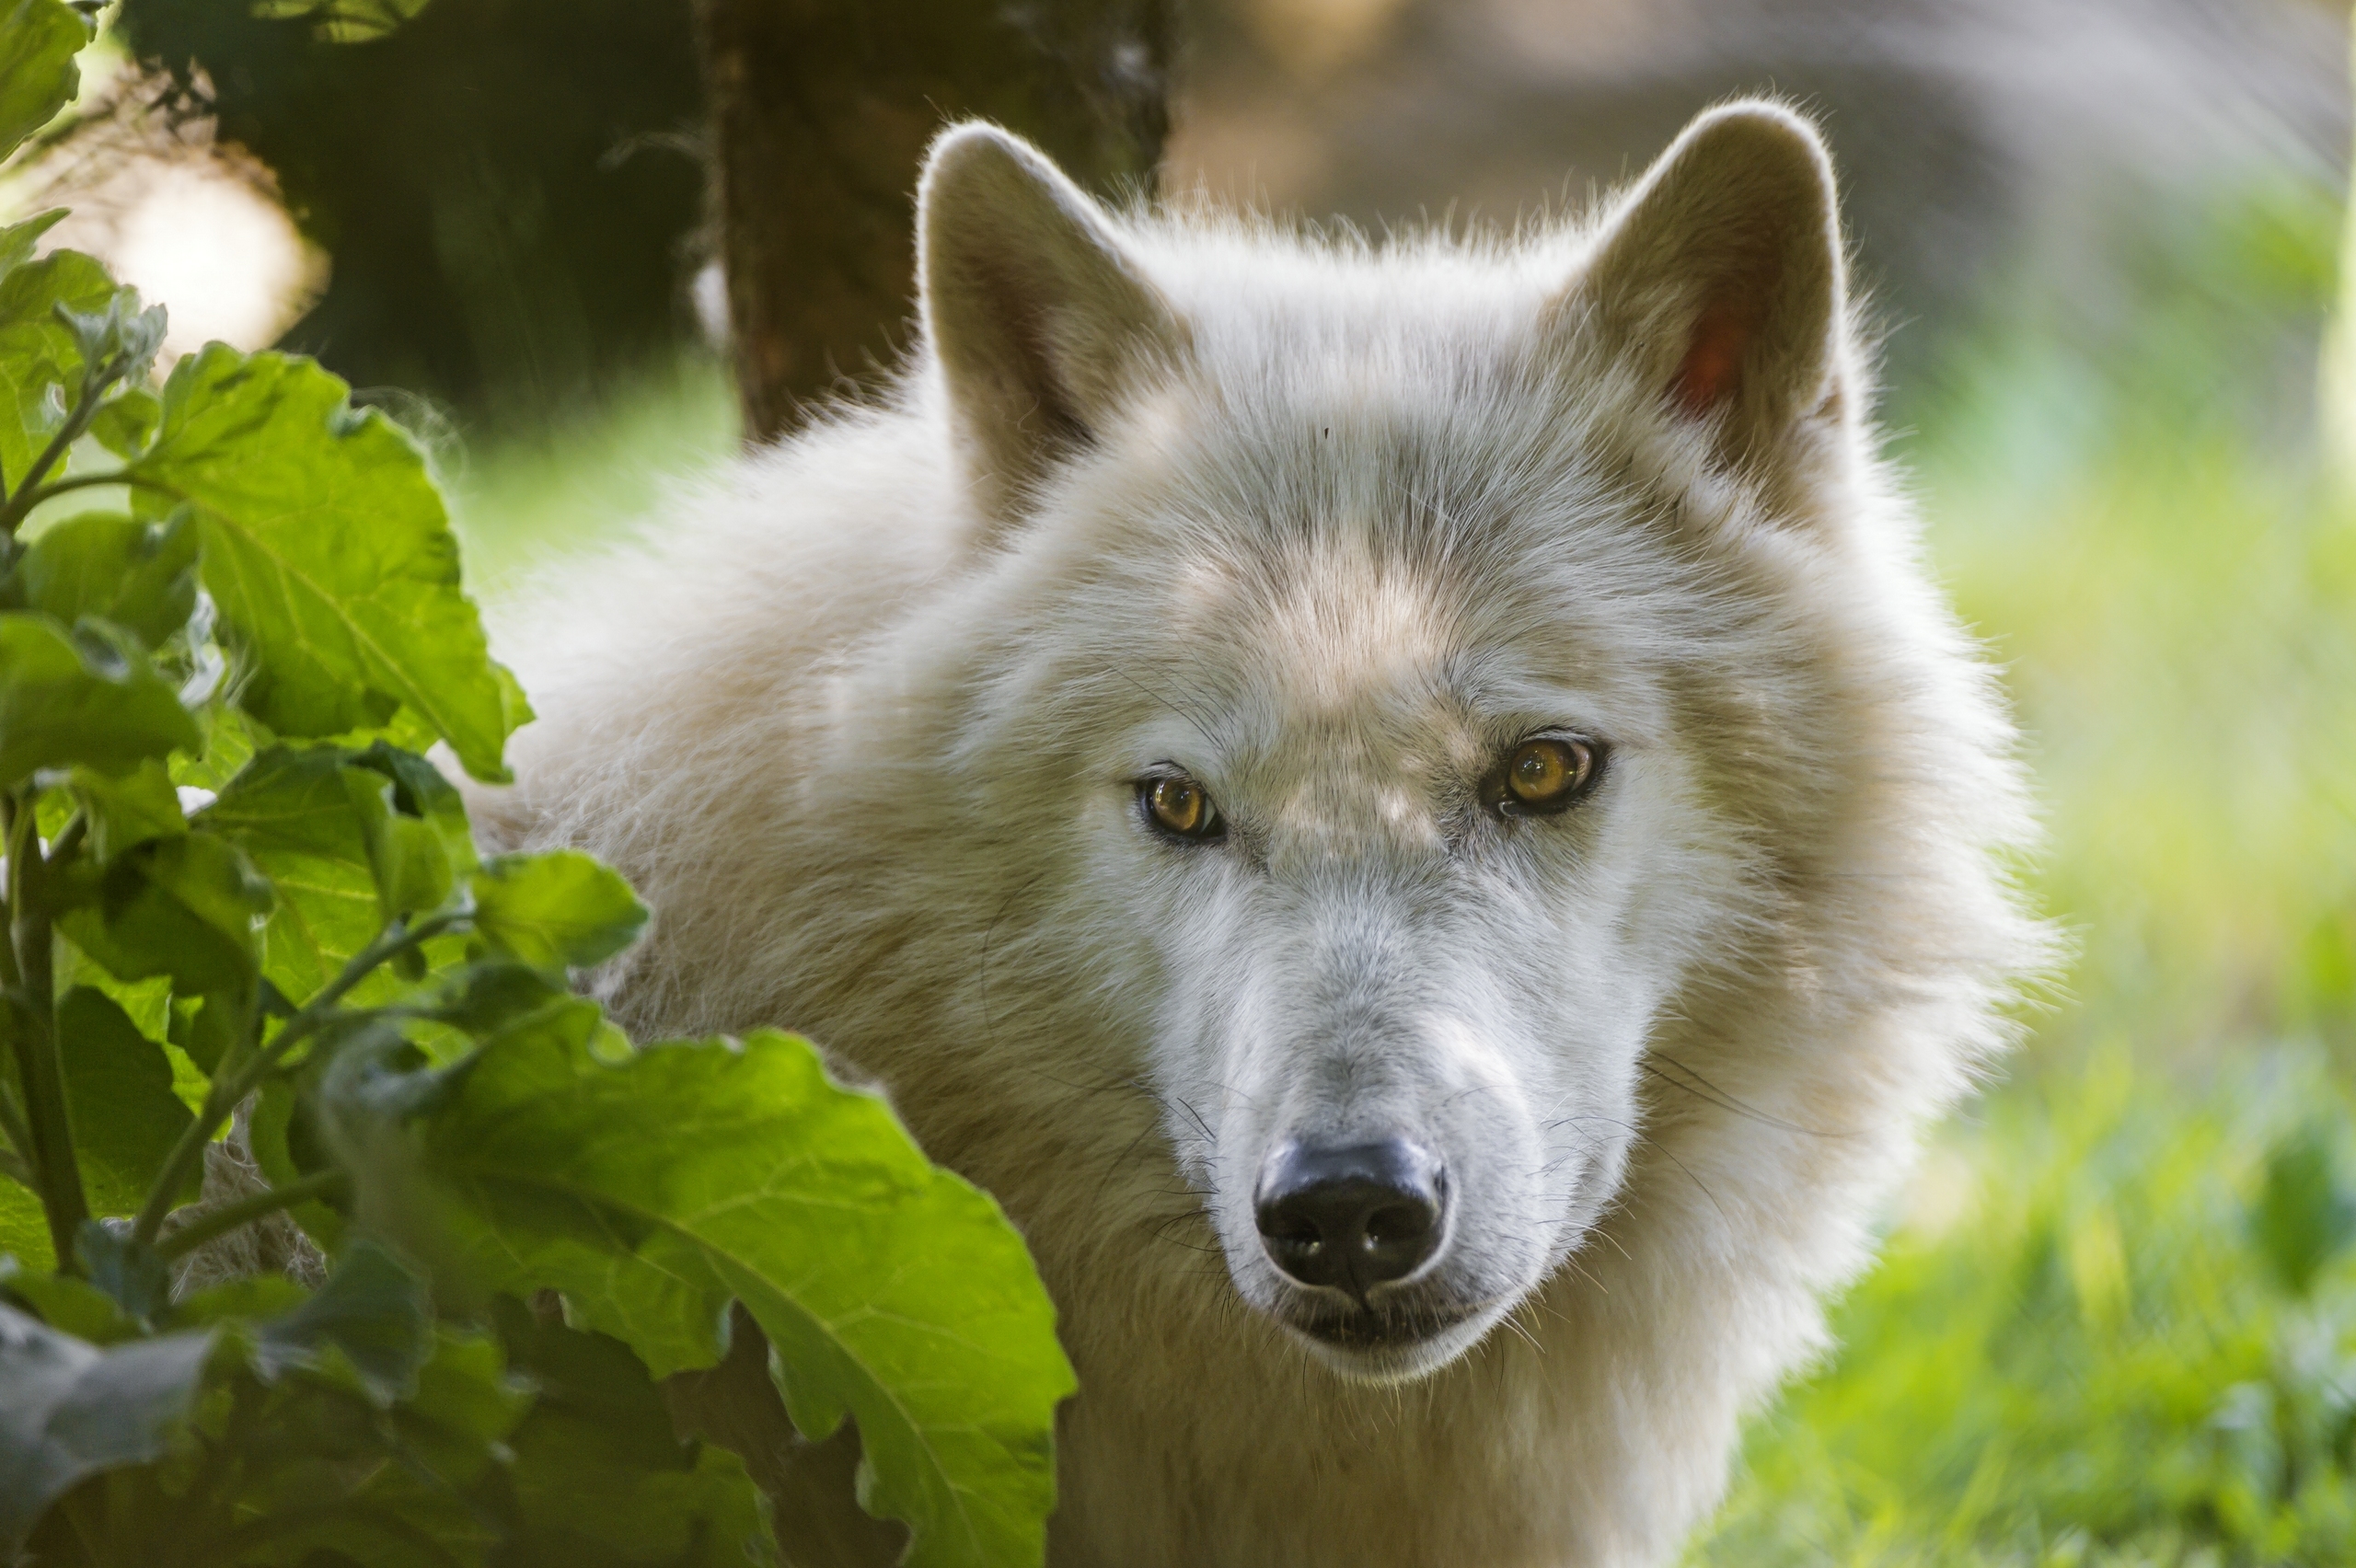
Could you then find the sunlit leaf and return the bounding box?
[63,831,273,993]
[55,987,197,1218]
[0,614,199,788]
[132,347,528,780]
[395,1022,1074,1568]
[11,511,199,649]
[468,850,648,975]
[0,248,117,492]
[69,760,186,865]
[0,0,93,163]
[250,0,436,45]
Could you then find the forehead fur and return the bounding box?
[987,217,1750,744]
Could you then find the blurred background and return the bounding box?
[11,1,2356,1561]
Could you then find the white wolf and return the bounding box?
[473,100,2045,1567]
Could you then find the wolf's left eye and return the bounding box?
[1494,737,1602,816]
[1142,775,1223,842]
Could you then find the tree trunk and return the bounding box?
[693,0,1178,444]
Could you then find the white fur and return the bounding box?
[471,102,2049,1567]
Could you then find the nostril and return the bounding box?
[1254,1138,1446,1297]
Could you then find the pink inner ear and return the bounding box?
[1669,295,1757,418]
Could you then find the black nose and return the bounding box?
[1254,1139,1446,1297]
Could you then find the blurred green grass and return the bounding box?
[444,186,2356,1563]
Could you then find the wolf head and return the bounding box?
[907,105,1936,1385]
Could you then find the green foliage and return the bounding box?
[1693,1055,2356,1568]
[0,0,92,172]
[380,1019,1078,1568]
[0,14,1073,1563]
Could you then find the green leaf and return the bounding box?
[201,744,476,1004]
[0,1257,140,1343]
[75,1222,169,1325]
[251,1241,432,1404]
[56,988,197,1217]
[63,831,273,993]
[0,1190,53,1273]
[491,1296,771,1568]
[70,760,187,865]
[0,0,93,163]
[468,850,648,975]
[0,1300,213,1543]
[0,613,200,788]
[198,744,378,1000]
[54,290,167,389]
[399,1023,1075,1568]
[344,769,454,923]
[131,346,529,780]
[0,210,67,276]
[87,385,159,459]
[248,1076,346,1253]
[251,0,438,46]
[13,510,200,648]
[0,248,117,492]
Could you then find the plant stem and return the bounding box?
[0,361,120,536]
[0,469,178,532]
[129,911,461,1248]
[3,787,90,1270]
[153,1170,348,1262]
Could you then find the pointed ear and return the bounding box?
[1561,102,1850,482]
[918,123,1188,528]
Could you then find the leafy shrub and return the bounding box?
[0,7,1074,1563]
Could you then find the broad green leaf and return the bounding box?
[24,1264,531,1567]
[468,850,648,974]
[132,346,529,780]
[202,744,472,1004]
[75,1222,169,1326]
[345,769,453,922]
[0,1300,214,1543]
[0,248,116,492]
[56,988,197,1217]
[70,760,186,865]
[171,702,260,792]
[248,1076,346,1253]
[0,210,67,275]
[251,0,438,45]
[400,1023,1075,1568]
[0,1189,52,1272]
[0,0,92,163]
[0,1258,139,1344]
[63,831,273,993]
[491,1296,771,1568]
[250,1240,432,1403]
[200,744,383,1000]
[0,614,200,787]
[87,385,159,459]
[13,510,199,648]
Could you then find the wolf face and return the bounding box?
[916,106,1859,1383]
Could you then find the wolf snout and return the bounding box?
[1254,1138,1446,1298]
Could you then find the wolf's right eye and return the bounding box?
[1142,776,1223,842]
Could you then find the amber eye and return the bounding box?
[1499,737,1600,815]
[1143,775,1222,841]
